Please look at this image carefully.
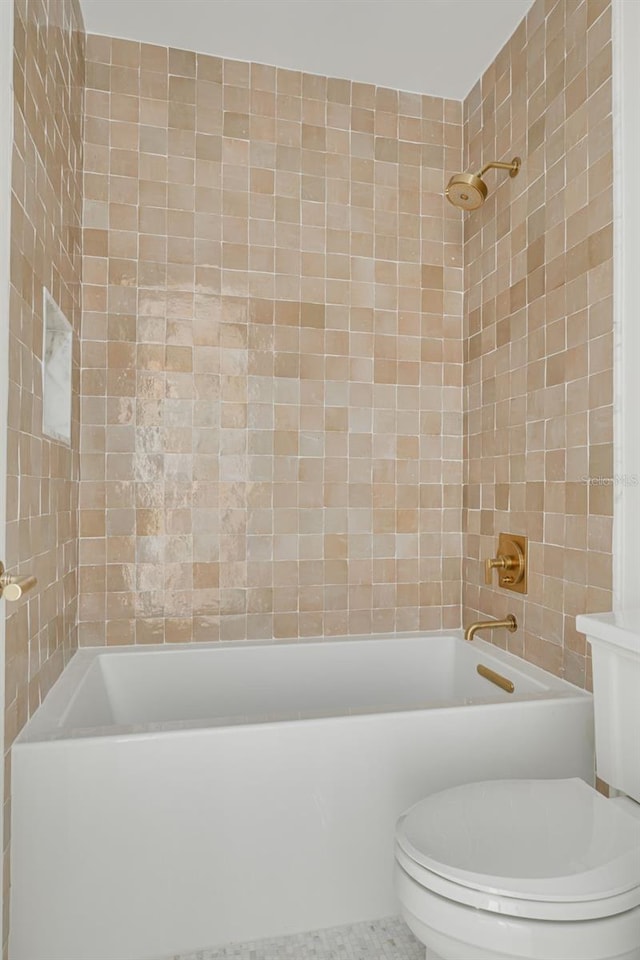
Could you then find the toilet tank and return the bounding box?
[576,611,640,803]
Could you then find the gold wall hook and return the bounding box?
[0,562,37,602]
[484,534,528,594]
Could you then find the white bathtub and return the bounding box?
[10,632,594,960]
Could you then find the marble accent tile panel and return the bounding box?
[43,289,73,445]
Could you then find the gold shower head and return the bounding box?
[446,156,521,210]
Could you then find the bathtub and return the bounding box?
[10,631,594,960]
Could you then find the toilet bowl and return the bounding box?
[395,778,640,960]
[394,611,640,960]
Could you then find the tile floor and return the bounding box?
[170,916,424,960]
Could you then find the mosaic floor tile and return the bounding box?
[170,915,424,960]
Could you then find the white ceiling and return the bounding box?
[80,0,535,101]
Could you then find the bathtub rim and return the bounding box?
[16,630,591,745]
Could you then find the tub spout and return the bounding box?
[464,614,518,642]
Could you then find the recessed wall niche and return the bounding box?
[42,288,72,445]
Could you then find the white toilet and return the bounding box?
[394,611,640,960]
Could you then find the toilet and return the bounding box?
[394,611,640,960]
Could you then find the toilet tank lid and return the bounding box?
[576,610,640,655]
[396,778,640,903]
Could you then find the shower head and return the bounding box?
[446,156,521,210]
[446,172,488,210]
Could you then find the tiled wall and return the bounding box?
[462,0,613,689]
[79,37,464,646]
[6,0,85,943]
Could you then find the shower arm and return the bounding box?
[478,158,521,178]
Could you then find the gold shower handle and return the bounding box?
[484,554,521,584]
[484,538,526,586]
[485,555,508,584]
[0,563,37,602]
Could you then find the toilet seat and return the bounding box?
[396,843,640,921]
[396,778,640,921]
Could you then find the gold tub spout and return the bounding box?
[464,614,517,642]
